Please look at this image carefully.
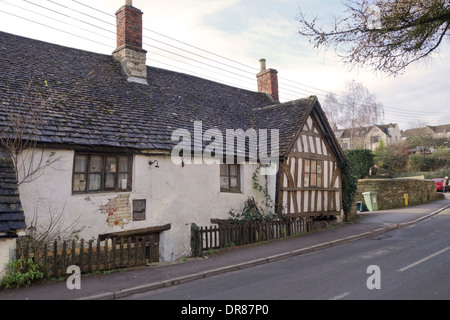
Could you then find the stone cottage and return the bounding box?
[0,1,344,262]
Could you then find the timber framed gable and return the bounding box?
[278,104,343,219]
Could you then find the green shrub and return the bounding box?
[228,196,278,222]
[1,258,43,289]
[339,156,358,221]
[374,141,409,173]
[408,153,447,172]
[344,149,374,179]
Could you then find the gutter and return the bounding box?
[0,232,19,239]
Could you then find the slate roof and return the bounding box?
[335,124,398,139]
[335,127,370,139]
[402,124,450,138]
[0,31,341,160]
[0,149,26,235]
[432,124,450,134]
[373,124,399,136]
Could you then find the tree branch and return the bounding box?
[297,0,450,75]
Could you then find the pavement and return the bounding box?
[1,195,449,300]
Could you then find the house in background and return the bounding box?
[335,123,401,151]
[365,124,401,150]
[401,124,450,141]
[432,124,450,139]
[401,124,450,155]
[0,1,343,262]
[334,127,370,150]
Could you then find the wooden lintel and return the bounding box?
[99,224,171,241]
[288,151,335,161]
[210,218,228,224]
[285,211,341,218]
[280,187,341,192]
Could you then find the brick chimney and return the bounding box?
[256,59,279,103]
[112,0,148,85]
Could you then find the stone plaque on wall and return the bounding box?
[132,199,146,221]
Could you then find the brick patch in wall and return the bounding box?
[100,194,132,228]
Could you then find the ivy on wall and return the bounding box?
[228,165,279,222]
[338,156,357,221]
[344,149,374,179]
[339,149,374,221]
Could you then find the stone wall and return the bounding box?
[113,46,148,82]
[349,178,444,218]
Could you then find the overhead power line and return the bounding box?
[0,9,113,48]
[0,0,448,127]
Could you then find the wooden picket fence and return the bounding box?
[15,234,159,278]
[191,217,313,256]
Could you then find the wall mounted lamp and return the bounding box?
[148,160,159,168]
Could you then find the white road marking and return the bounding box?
[398,247,450,272]
[329,292,350,300]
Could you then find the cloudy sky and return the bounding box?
[1,0,449,131]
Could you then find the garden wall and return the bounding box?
[349,178,444,219]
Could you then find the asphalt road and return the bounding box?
[122,207,450,301]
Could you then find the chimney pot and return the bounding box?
[126,0,133,6]
[259,59,266,72]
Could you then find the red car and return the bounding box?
[432,178,444,192]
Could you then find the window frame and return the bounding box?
[220,164,241,193]
[303,159,323,188]
[72,153,133,194]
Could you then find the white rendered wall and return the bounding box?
[0,238,15,281]
[17,149,276,261]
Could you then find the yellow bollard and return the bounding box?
[403,193,408,206]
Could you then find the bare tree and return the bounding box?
[297,0,450,75]
[322,81,384,148]
[1,80,60,185]
[322,93,341,131]
[406,119,429,130]
[341,81,384,129]
[1,73,94,248]
[1,73,92,185]
[405,127,436,153]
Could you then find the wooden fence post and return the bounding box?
[80,239,84,272]
[127,237,131,267]
[88,240,93,273]
[190,224,202,257]
[96,239,101,271]
[53,240,57,277]
[43,243,48,278]
[119,238,124,268]
[71,239,76,266]
[112,238,116,269]
[141,237,146,264]
[62,241,67,272]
